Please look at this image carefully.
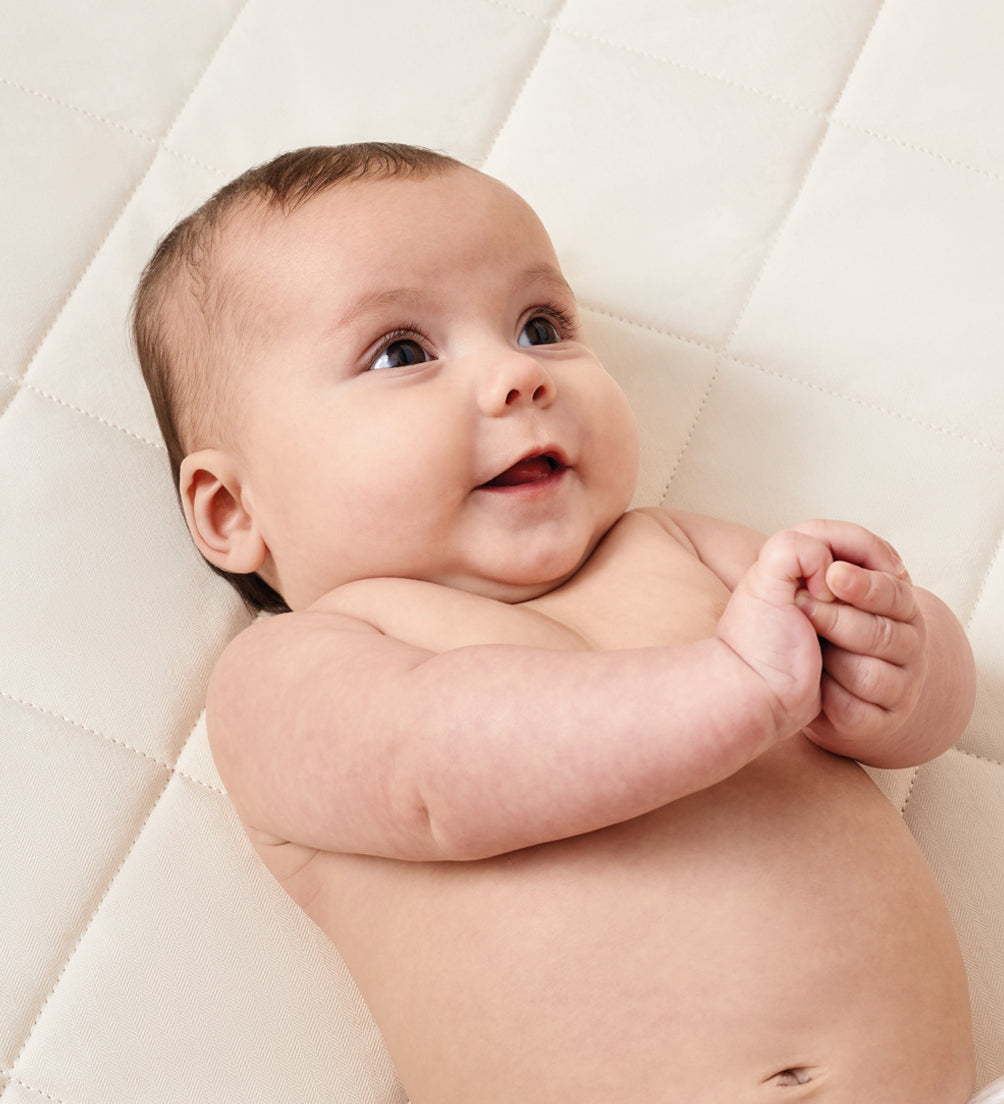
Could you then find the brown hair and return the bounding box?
[132,142,464,613]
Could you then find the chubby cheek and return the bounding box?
[590,384,640,506]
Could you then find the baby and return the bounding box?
[135,142,983,1103]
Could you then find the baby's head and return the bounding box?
[134,143,639,613]
[134,143,461,611]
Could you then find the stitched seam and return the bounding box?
[577,303,1004,459]
[568,22,1004,186]
[729,353,1004,458]
[482,0,553,26]
[12,17,1000,191]
[18,379,165,451]
[899,765,921,816]
[0,376,20,423]
[658,113,847,498]
[0,78,231,182]
[831,115,1004,186]
[13,0,253,397]
[478,0,569,167]
[0,688,225,797]
[563,22,1004,186]
[479,9,1004,188]
[15,158,157,387]
[0,76,159,143]
[158,142,232,179]
[725,0,889,341]
[578,302,720,355]
[657,363,721,506]
[0,1073,72,1104]
[556,21,823,121]
[4,793,170,1076]
[954,744,1004,770]
[4,711,210,1081]
[656,0,919,503]
[156,0,255,149]
[962,522,1004,631]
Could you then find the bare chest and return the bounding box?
[523,510,729,649]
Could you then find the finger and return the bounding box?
[753,530,835,604]
[808,673,891,748]
[824,562,918,621]
[793,520,910,579]
[797,598,919,664]
[819,645,911,711]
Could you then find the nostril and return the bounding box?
[501,381,551,407]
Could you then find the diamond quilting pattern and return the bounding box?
[2,1,1002,1100]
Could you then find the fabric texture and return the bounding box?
[2,1,1002,1100]
[972,1076,1004,1104]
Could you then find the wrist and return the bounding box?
[706,635,794,760]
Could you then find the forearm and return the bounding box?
[394,638,781,859]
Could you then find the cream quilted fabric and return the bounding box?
[2,1,1002,1100]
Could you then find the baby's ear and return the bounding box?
[179,449,267,575]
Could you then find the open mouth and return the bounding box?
[481,453,566,488]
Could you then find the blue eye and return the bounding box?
[371,339,429,371]
[518,316,561,347]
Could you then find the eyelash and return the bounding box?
[365,303,578,371]
[527,303,577,340]
[367,323,434,368]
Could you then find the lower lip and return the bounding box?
[476,467,567,498]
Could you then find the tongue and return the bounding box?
[487,457,554,487]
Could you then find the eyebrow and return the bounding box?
[334,287,428,332]
[333,263,576,334]
[515,262,576,301]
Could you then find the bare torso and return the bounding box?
[252,511,974,1103]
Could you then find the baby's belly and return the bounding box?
[312,739,974,1104]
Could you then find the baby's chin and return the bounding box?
[440,525,618,605]
[450,576,571,605]
[437,557,592,606]
[281,569,568,614]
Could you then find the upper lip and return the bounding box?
[478,446,569,487]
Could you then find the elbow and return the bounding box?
[395,791,510,862]
[391,761,522,861]
[386,713,518,862]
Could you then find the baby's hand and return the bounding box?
[792,523,927,759]
[715,528,834,742]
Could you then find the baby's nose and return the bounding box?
[478,350,556,416]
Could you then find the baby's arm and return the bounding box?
[207,534,826,863]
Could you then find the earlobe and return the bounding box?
[179,450,267,575]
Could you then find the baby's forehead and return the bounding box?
[227,164,529,249]
[209,180,387,297]
[207,167,557,335]
[204,197,296,317]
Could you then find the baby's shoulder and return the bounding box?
[633,507,767,591]
[616,506,700,551]
[588,506,709,569]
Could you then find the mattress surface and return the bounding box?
[2,0,1002,1099]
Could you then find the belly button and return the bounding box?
[767,1067,819,1087]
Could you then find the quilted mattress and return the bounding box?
[3,0,1002,1099]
